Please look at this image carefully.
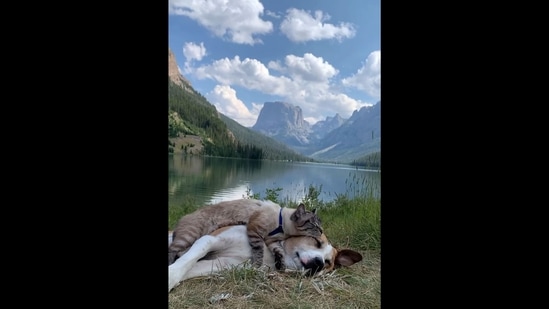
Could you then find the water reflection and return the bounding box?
[168,154,380,208]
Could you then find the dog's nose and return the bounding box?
[303,257,324,275]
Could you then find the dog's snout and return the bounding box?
[303,256,324,274]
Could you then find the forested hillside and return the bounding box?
[168,79,310,161]
[168,80,262,159]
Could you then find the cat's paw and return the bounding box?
[274,252,286,271]
[250,255,264,268]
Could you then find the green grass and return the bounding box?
[168,174,381,308]
[169,195,202,230]
[315,195,380,252]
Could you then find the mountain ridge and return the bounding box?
[250,101,380,162]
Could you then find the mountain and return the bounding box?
[310,113,347,141]
[305,102,380,162]
[251,101,380,163]
[168,48,308,161]
[168,48,193,92]
[220,113,310,161]
[252,101,312,147]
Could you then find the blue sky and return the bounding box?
[169,0,380,127]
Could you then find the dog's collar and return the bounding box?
[268,207,284,236]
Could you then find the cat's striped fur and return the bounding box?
[168,199,323,270]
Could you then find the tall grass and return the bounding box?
[169,196,201,230]
[315,195,380,251]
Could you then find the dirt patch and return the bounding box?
[169,134,204,155]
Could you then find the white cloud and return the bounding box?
[183,42,206,62]
[195,56,296,96]
[193,53,371,124]
[182,42,207,73]
[268,53,337,83]
[280,8,356,43]
[267,60,284,72]
[284,53,338,82]
[206,85,260,127]
[169,0,273,45]
[342,50,381,99]
[265,10,281,19]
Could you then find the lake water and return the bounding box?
[169,155,380,209]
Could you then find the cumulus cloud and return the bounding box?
[280,8,356,42]
[342,50,381,99]
[284,53,338,82]
[183,42,206,62]
[194,53,370,124]
[182,42,206,73]
[195,56,296,96]
[169,0,273,45]
[206,85,260,127]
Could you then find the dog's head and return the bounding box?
[282,233,363,275]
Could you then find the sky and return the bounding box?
[168,0,380,127]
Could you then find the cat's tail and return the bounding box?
[168,214,209,265]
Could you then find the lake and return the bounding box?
[169,154,380,209]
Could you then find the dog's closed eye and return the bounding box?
[311,237,323,248]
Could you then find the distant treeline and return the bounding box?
[350,151,380,169]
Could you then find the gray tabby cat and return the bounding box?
[168,198,323,270]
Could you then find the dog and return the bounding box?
[168,225,363,292]
[168,199,323,268]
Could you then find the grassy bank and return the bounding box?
[168,183,381,308]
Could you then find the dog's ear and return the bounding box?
[335,249,363,267]
[312,208,317,214]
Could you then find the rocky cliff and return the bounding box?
[311,113,347,141]
[252,101,312,146]
[168,48,193,92]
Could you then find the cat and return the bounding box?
[168,198,323,271]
